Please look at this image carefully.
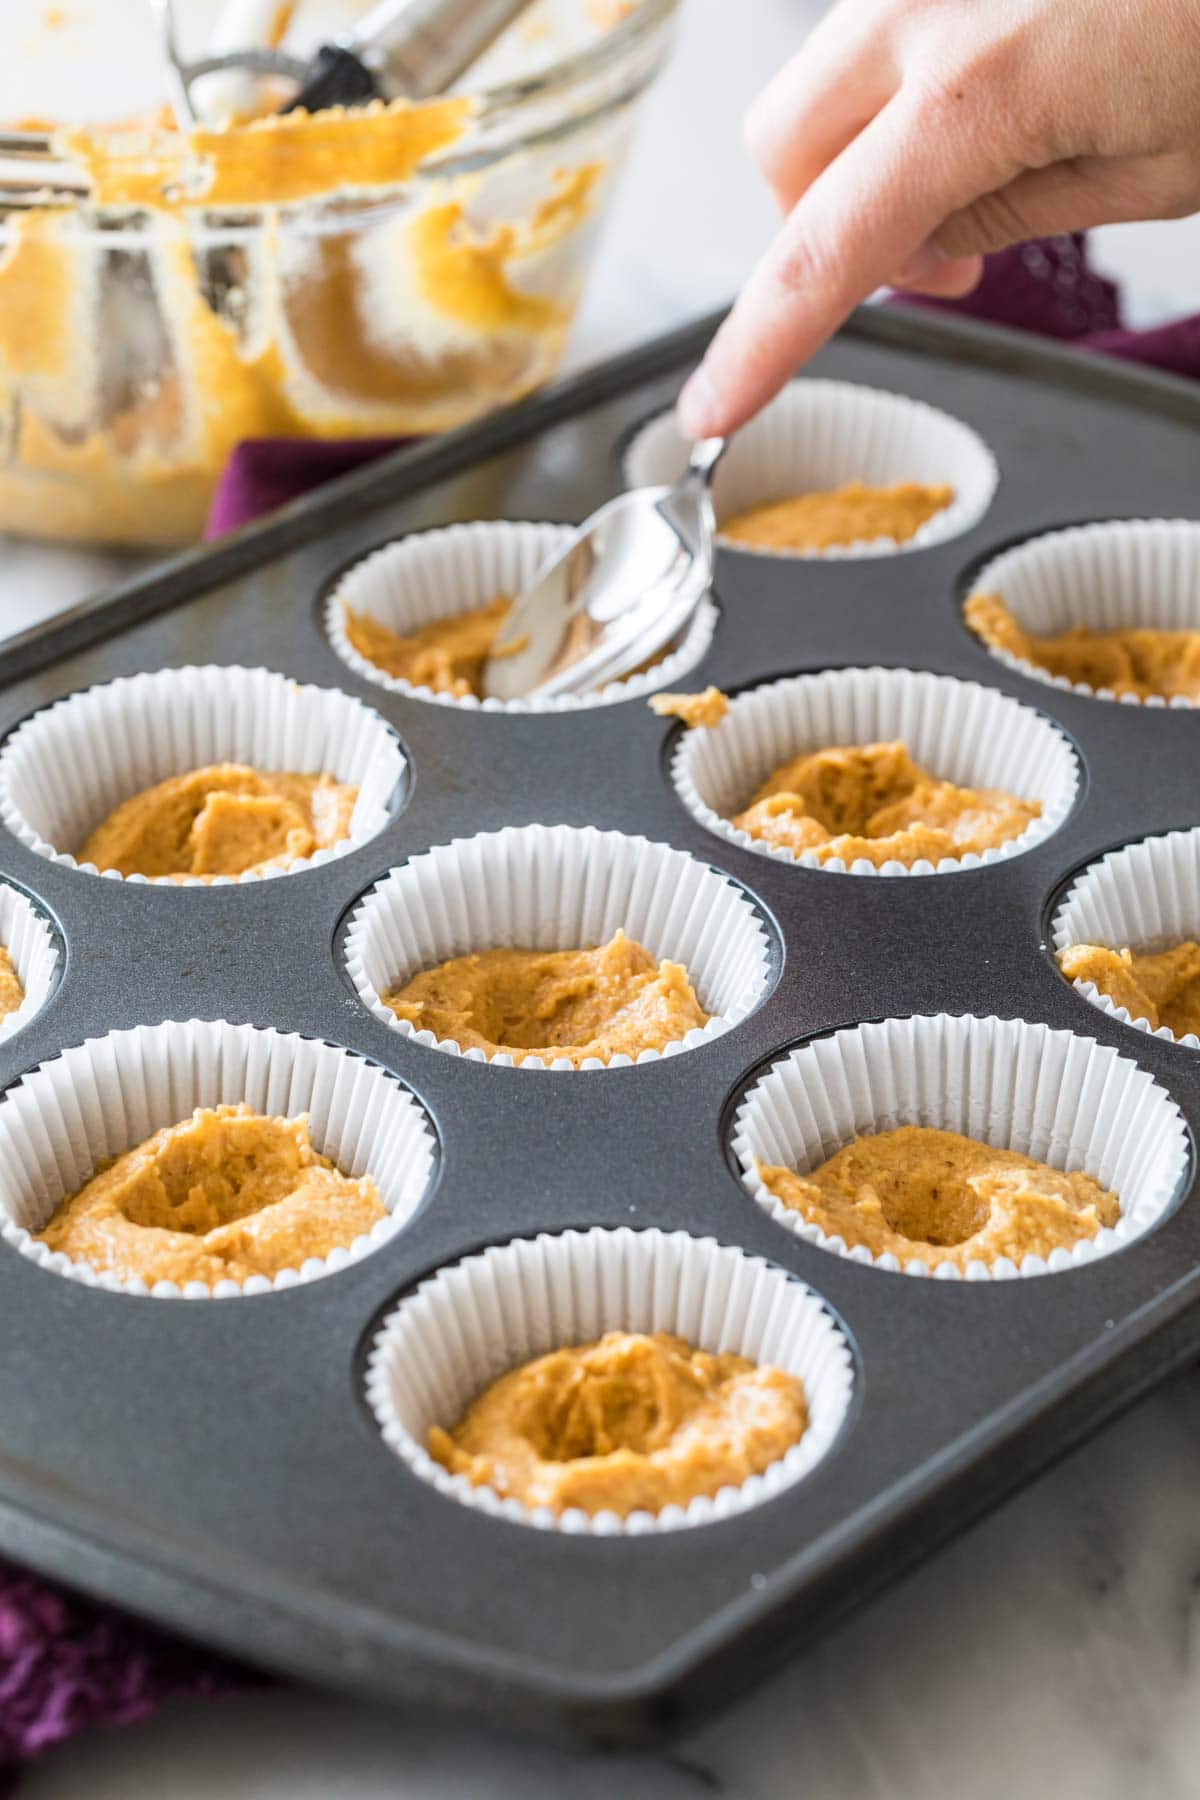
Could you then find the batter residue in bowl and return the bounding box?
[965,593,1200,701]
[381,929,709,1064]
[757,1126,1119,1270]
[731,739,1038,867]
[80,762,357,879]
[1059,940,1200,1039]
[428,1329,808,1516]
[1,5,625,550]
[36,1103,385,1286]
[722,482,953,553]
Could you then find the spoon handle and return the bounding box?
[689,436,726,477]
[351,0,534,97]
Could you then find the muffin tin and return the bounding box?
[1,305,1200,1741]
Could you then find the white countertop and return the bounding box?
[13,3,1200,1793]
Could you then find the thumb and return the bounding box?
[933,153,1200,258]
[890,243,985,297]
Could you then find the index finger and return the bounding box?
[678,88,1013,439]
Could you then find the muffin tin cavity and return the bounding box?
[671,666,1079,875]
[623,378,998,558]
[324,520,719,713]
[366,1225,854,1533]
[731,1013,1189,1278]
[1053,828,1200,1048]
[345,823,774,1069]
[965,519,1200,706]
[0,881,59,1045]
[0,1021,436,1297]
[0,665,406,885]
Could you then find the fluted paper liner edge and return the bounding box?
[366,1225,854,1533]
[671,666,1079,876]
[0,883,58,1044]
[731,1013,1189,1278]
[967,519,1200,708]
[344,823,773,1068]
[0,1020,436,1297]
[0,665,406,885]
[1053,827,1200,1047]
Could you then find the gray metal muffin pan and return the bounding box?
[1,305,1199,1742]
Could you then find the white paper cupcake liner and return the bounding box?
[325,521,719,712]
[967,519,1200,707]
[623,379,998,559]
[1052,828,1200,1048]
[0,1020,436,1298]
[732,1013,1189,1279]
[0,883,59,1045]
[0,665,407,885]
[366,1225,854,1534]
[672,666,1078,876]
[345,822,772,1069]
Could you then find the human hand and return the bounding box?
[678,0,1200,438]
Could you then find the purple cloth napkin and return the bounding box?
[5,233,1196,1792]
[0,1569,251,1793]
[896,232,1200,377]
[205,435,403,539]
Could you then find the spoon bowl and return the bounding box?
[482,435,725,702]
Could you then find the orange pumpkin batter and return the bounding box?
[37,1104,385,1286]
[0,948,24,1021]
[429,1330,808,1517]
[344,597,514,697]
[723,482,953,552]
[649,686,729,728]
[1059,940,1200,1038]
[80,763,357,880]
[758,1126,1119,1269]
[732,740,1038,867]
[382,930,709,1064]
[966,593,1200,702]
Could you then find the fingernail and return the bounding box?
[676,365,719,439]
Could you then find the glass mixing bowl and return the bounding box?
[0,0,678,547]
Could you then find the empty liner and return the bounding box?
[1053,828,1200,1047]
[366,1225,855,1533]
[623,378,997,558]
[325,520,718,711]
[732,1013,1190,1278]
[345,822,772,1069]
[0,1020,436,1297]
[672,665,1079,875]
[0,665,406,884]
[967,519,1200,706]
[0,883,58,1045]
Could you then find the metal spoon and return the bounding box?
[282,0,535,114]
[482,437,727,702]
[149,0,532,127]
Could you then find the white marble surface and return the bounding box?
[10,2,1200,1794]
